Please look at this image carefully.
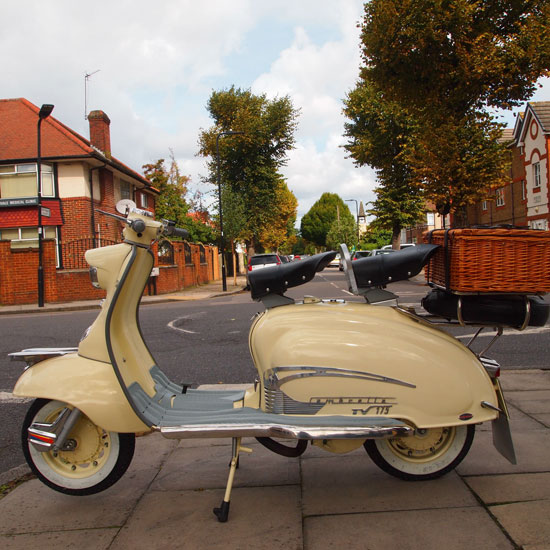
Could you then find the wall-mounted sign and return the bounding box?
[41,206,51,217]
[0,197,39,207]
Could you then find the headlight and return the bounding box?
[89,266,101,289]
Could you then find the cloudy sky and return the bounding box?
[3,1,548,223]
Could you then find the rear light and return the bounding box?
[248,264,252,271]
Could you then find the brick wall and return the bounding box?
[0,239,219,305]
[0,240,56,305]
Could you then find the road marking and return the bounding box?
[0,392,32,404]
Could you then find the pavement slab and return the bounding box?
[1,529,117,550]
[304,507,515,550]
[490,500,550,548]
[110,486,302,550]
[505,390,550,414]
[457,429,550,475]
[465,472,550,504]
[500,370,550,391]
[301,453,477,516]
[151,440,300,492]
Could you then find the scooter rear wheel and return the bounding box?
[22,399,135,495]
[364,424,475,481]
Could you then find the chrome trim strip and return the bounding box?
[264,366,416,389]
[9,347,79,367]
[158,422,414,440]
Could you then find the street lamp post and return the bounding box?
[345,199,359,243]
[216,130,243,291]
[37,104,54,308]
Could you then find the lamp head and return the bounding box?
[39,104,54,119]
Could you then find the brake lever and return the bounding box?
[96,209,129,224]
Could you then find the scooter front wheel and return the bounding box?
[22,399,135,495]
[364,424,475,481]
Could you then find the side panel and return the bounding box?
[13,353,149,433]
[250,301,498,428]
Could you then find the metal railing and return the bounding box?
[61,238,119,270]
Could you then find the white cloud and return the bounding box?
[1,0,374,223]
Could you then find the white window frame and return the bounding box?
[120,180,132,200]
[533,162,541,188]
[140,192,149,208]
[0,163,54,199]
[2,226,60,267]
[496,188,505,207]
[482,200,488,211]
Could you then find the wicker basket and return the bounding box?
[423,228,550,294]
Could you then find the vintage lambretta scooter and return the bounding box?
[9,202,548,522]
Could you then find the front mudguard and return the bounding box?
[13,353,149,433]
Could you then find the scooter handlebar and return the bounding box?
[163,223,190,240]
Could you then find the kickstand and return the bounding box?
[213,437,252,522]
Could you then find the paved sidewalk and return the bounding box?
[1,371,549,549]
[0,276,248,315]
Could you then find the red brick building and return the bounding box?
[466,102,550,229]
[0,98,158,267]
[0,98,220,305]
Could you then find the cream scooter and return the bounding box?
[10,202,543,522]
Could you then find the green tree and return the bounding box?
[343,80,425,245]
[301,193,355,249]
[362,0,550,114]
[142,154,216,243]
[143,153,189,225]
[325,215,358,251]
[198,86,299,254]
[359,227,392,251]
[349,0,550,215]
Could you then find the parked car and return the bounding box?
[328,253,340,267]
[368,249,397,257]
[247,253,282,272]
[351,250,371,260]
[381,243,416,250]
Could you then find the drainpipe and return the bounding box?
[89,164,105,247]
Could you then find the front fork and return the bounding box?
[28,406,82,453]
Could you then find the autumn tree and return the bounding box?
[301,193,355,249]
[198,87,299,254]
[142,154,216,243]
[348,0,550,215]
[258,179,298,253]
[344,79,425,245]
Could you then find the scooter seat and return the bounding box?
[248,251,336,300]
[351,244,439,289]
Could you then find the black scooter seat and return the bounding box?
[249,251,336,300]
[352,244,439,289]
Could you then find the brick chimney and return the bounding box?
[88,110,111,157]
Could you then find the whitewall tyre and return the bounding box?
[22,399,135,495]
[364,424,475,481]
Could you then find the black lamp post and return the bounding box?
[37,103,54,307]
[345,199,359,243]
[216,130,243,291]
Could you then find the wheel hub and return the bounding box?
[389,427,453,460]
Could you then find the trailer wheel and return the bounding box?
[22,399,135,495]
[364,424,475,481]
